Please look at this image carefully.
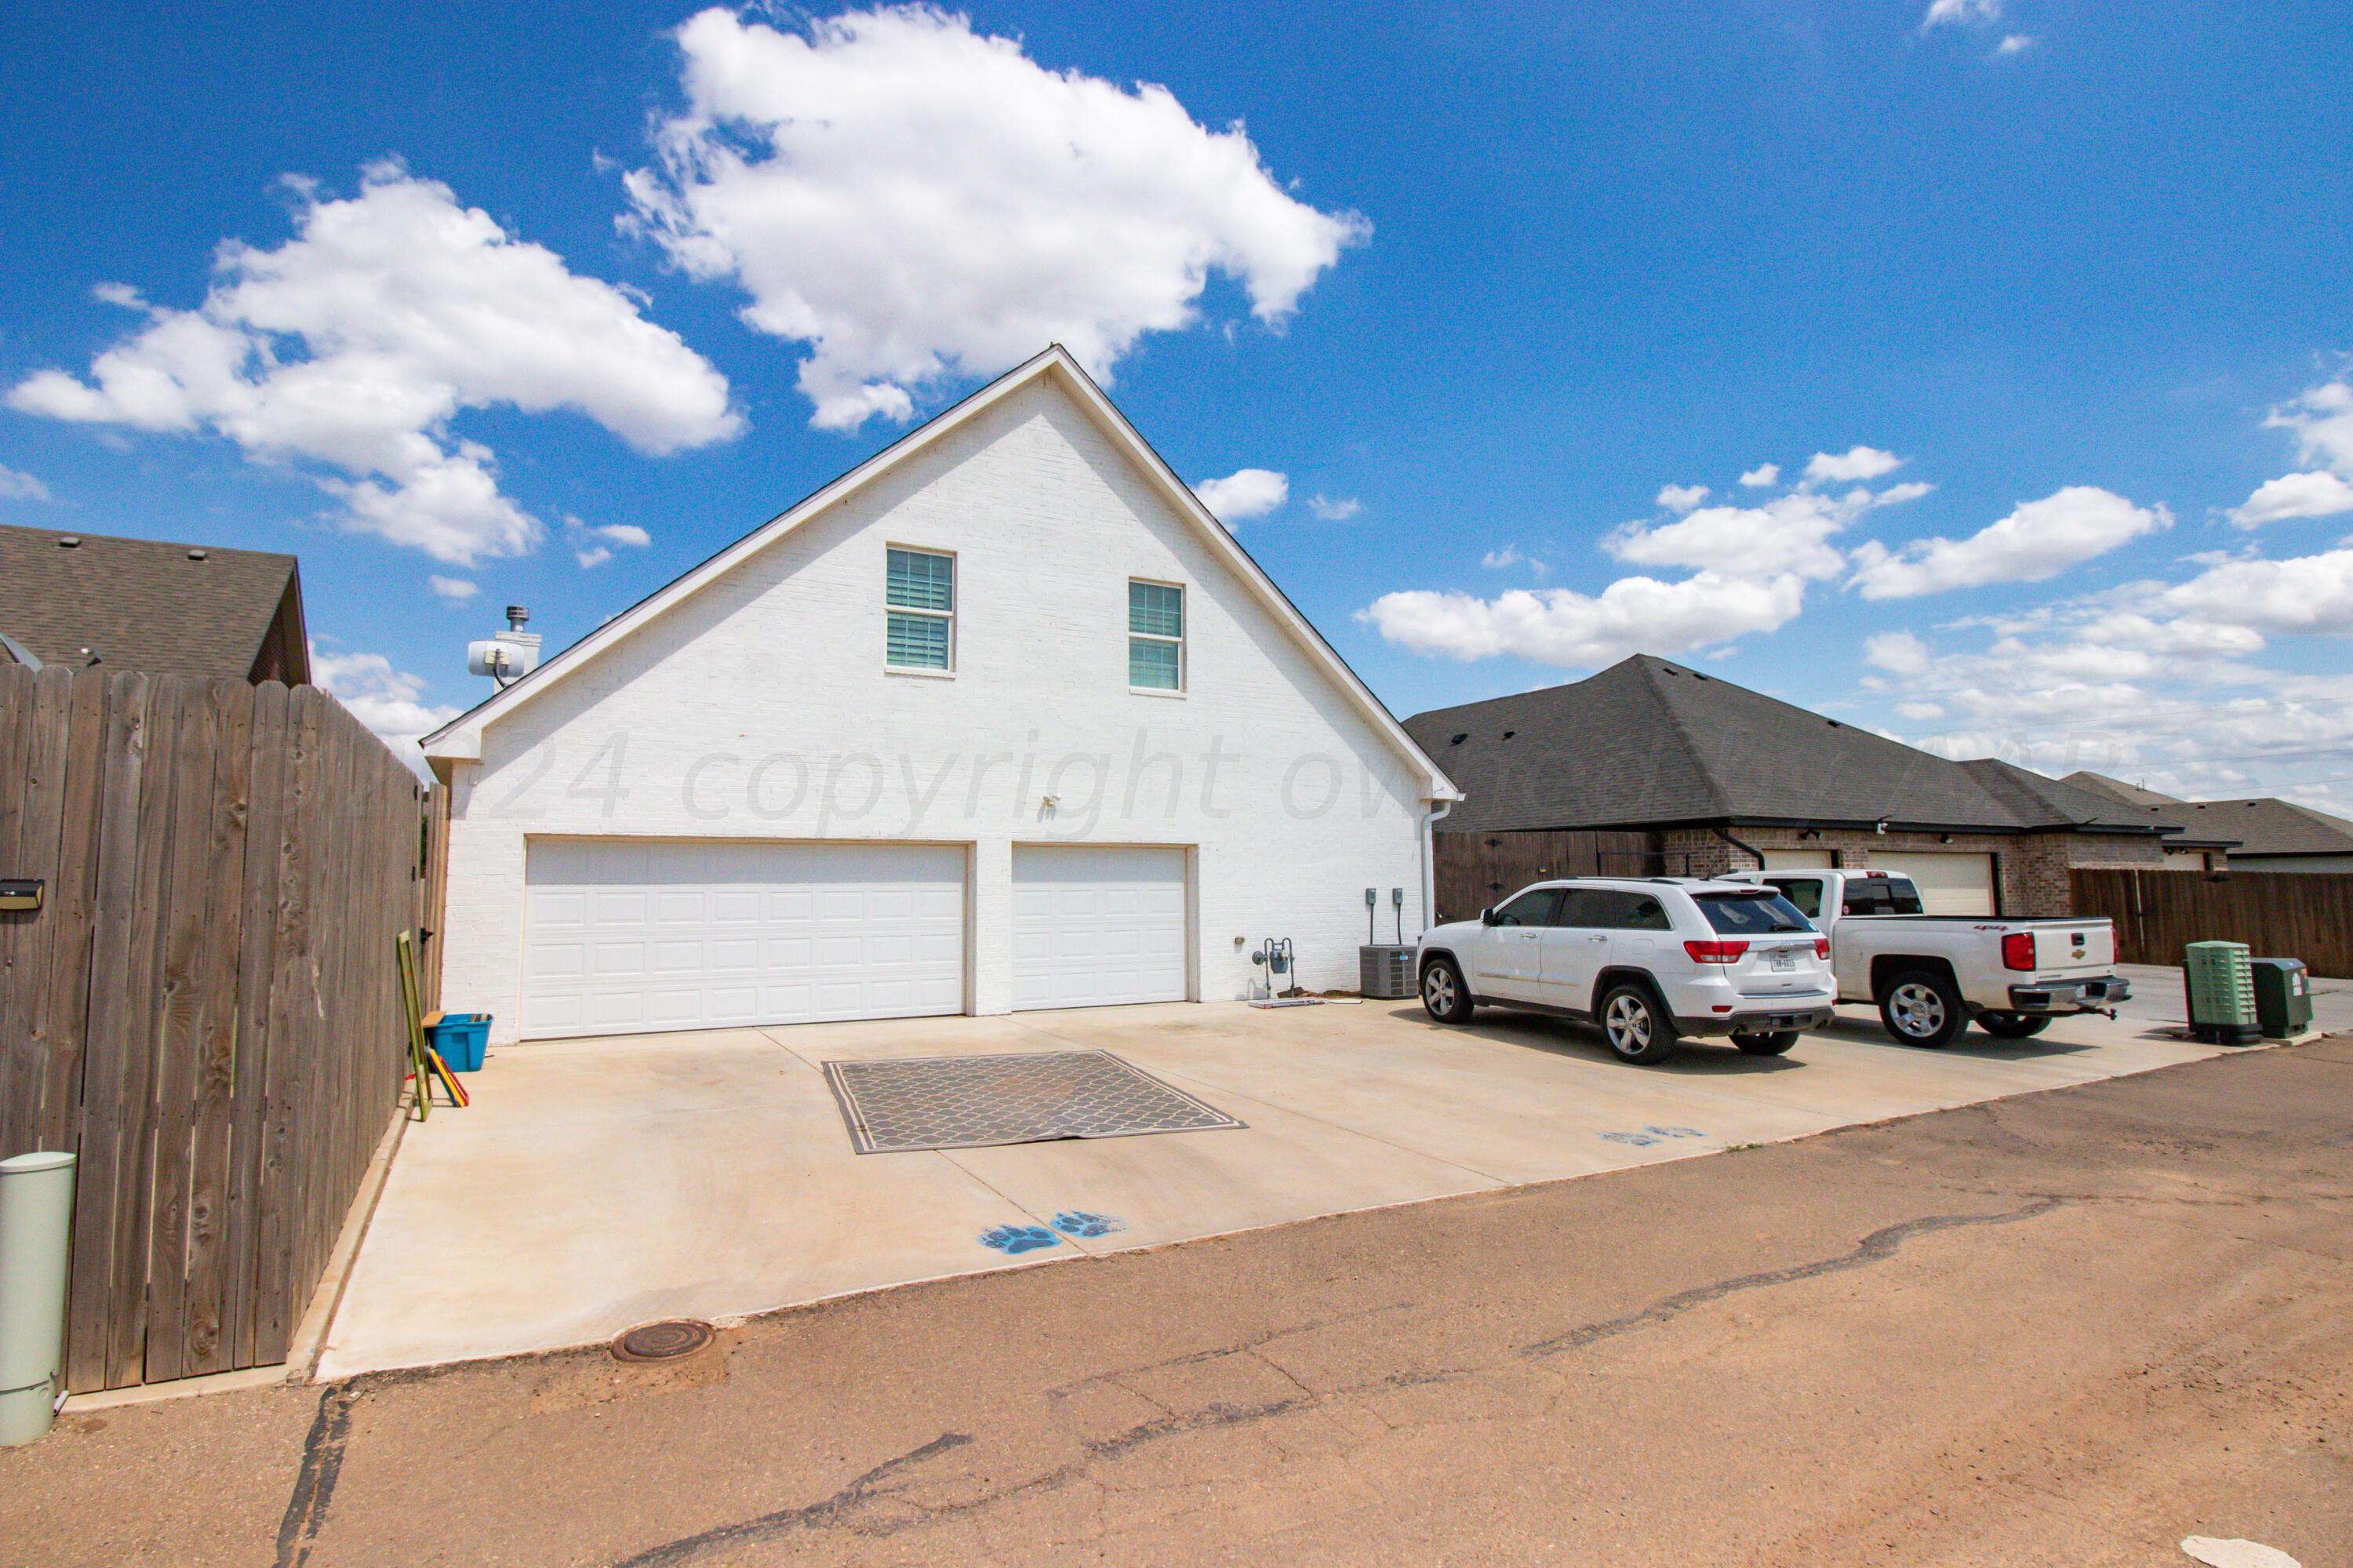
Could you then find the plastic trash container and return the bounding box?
[425,1013,492,1072]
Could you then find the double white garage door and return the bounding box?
[522,839,1185,1039]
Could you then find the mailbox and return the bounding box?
[0,879,42,913]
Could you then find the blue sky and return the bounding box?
[4,1,2349,803]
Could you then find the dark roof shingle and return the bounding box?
[0,523,301,682]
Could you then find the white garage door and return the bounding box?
[1870,851,1997,916]
[1762,849,1835,870]
[1012,846,1187,1010]
[522,840,965,1039]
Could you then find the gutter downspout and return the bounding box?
[1711,822,1765,873]
[1420,799,1453,933]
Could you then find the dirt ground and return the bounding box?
[5,1035,2348,1568]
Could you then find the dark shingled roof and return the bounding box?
[2064,771,2349,856]
[0,522,305,682]
[1405,655,2182,840]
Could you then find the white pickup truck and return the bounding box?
[1724,869,2131,1047]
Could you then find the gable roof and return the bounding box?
[420,346,1457,802]
[0,522,306,683]
[1403,655,2179,839]
[2064,771,2349,856]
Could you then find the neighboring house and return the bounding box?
[2067,772,2353,874]
[420,347,1460,1045]
[1404,655,2227,919]
[0,522,309,684]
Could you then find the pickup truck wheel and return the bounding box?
[1977,1010,2052,1040]
[1598,983,1678,1064]
[1421,957,1475,1024]
[1731,1029,1800,1057]
[1878,970,1966,1048]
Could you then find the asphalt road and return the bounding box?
[6,1035,2348,1567]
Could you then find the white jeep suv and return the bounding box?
[1417,878,1836,1063]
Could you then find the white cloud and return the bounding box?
[1358,572,1807,670]
[2158,547,2353,636]
[1655,482,1710,512]
[8,165,740,566]
[1738,463,1780,489]
[311,646,461,769]
[625,6,1366,431]
[1848,486,2166,599]
[427,575,478,601]
[1896,700,1946,721]
[0,463,52,501]
[1607,488,1873,581]
[1995,34,2035,54]
[1803,446,1905,485]
[576,546,613,569]
[1864,630,1933,676]
[1873,481,1935,507]
[2267,378,2353,476]
[1305,493,1361,522]
[1922,0,2002,27]
[1480,544,1534,572]
[1194,467,1288,522]
[2230,470,2353,527]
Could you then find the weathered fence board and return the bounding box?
[2072,867,2353,980]
[1433,828,1663,925]
[0,667,435,1391]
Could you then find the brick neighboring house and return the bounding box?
[0,522,309,685]
[2067,772,2353,874]
[1404,655,2233,920]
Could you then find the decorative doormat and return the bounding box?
[821,1049,1246,1155]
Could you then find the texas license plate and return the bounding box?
[1769,949,1797,971]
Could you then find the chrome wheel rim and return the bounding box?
[1424,966,1457,1013]
[1605,994,1652,1054]
[1889,982,1946,1038]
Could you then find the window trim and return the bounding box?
[886,544,956,675]
[1127,576,1187,694]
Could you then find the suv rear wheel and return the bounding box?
[1598,981,1678,1064]
[1421,956,1475,1024]
[1878,969,1966,1048]
[1731,1028,1800,1057]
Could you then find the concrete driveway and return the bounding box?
[320,962,2332,1378]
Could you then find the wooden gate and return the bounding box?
[0,665,435,1390]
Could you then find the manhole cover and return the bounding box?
[821,1049,1246,1155]
[613,1319,715,1362]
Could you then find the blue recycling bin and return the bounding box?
[424,1013,492,1072]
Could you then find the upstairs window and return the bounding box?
[886,548,954,671]
[1129,580,1184,690]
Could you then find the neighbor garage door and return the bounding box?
[1870,851,1997,916]
[522,840,965,1039]
[1012,846,1187,1010]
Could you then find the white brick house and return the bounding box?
[422,347,1460,1044]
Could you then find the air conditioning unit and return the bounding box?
[1360,944,1416,1000]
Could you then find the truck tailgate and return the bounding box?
[2028,920,2115,973]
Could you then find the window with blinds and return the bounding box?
[886,547,954,671]
[1129,580,1184,690]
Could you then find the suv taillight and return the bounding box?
[2001,931,2036,971]
[1814,937,1831,960]
[1684,940,1749,965]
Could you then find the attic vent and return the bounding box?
[1450,733,1467,745]
[186,548,207,561]
[1502,730,1516,740]
[56,536,79,548]
[1692,672,1710,681]
[1826,719,1842,729]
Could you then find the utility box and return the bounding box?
[2249,958,2313,1040]
[2184,940,2260,1045]
[1360,944,1416,1000]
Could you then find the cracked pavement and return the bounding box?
[5,1035,2349,1566]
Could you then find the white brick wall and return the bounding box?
[440,379,1437,1042]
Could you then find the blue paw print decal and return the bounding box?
[1050,1211,1126,1239]
[1599,1126,1707,1148]
[978,1224,1061,1255]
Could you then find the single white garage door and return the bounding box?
[1012,846,1187,1010]
[1762,849,1835,870]
[522,840,965,1039]
[1870,851,1997,916]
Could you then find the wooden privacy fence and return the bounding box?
[0,664,435,1392]
[2072,868,2353,980]
[1434,829,1660,924]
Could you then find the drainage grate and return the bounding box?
[613,1319,715,1362]
[822,1050,1246,1155]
